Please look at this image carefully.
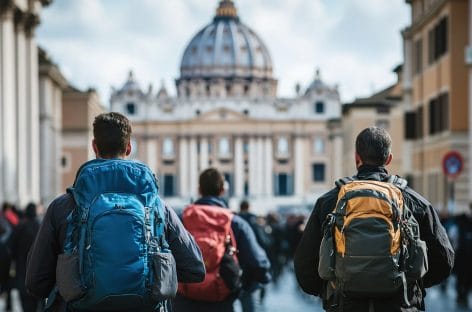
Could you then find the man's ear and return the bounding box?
[355,152,363,169]
[385,153,393,166]
[92,139,100,158]
[125,141,132,156]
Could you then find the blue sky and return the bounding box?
[37,0,410,105]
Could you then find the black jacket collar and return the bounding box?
[356,164,389,181]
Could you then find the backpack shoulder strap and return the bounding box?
[335,176,356,188]
[387,175,408,191]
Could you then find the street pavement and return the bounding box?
[1,269,471,311]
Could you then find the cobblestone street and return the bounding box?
[1,269,471,312]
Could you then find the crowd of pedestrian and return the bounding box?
[0,202,43,312]
[0,116,471,312]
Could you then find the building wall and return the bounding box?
[405,0,469,213]
[0,0,47,206]
[61,89,105,192]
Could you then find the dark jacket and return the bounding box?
[294,165,455,312]
[9,217,40,287]
[173,196,271,312]
[25,193,205,311]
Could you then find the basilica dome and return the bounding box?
[179,0,273,80]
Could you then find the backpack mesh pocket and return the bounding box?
[56,252,86,302]
[318,235,335,281]
[151,251,178,301]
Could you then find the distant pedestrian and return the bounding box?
[175,168,271,312]
[294,127,454,311]
[0,210,12,295]
[9,202,40,312]
[238,200,272,311]
[454,203,472,309]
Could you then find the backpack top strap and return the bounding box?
[68,159,159,210]
[335,176,355,188]
[387,175,408,190]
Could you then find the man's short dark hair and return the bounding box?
[240,200,249,212]
[199,168,224,197]
[93,112,132,158]
[355,127,392,166]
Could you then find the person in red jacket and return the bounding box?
[174,168,271,312]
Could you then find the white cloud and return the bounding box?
[37,0,410,104]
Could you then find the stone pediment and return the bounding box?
[197,107,247,121]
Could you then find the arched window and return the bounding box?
[314,137,325,154]
[162,137,174,157]
[277,137,289,155]
[219,137,230,156]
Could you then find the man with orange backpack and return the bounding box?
[294,127,454,312]
[174,168,271,312]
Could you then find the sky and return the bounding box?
[37,0,411,105]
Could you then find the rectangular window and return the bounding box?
[428,28,435,64]
[429,98,437,135]
[428,16,448,64]
[405,111,417,139]
[126,102,136,115]
[275,173,292,196]
[315,101,325,114]
[439,92,449,132]
[312,163,326,182]
[428,92,449,135]
[163,175,175,197]
[414,38,423,74]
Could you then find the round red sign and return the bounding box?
[442,151,463,179]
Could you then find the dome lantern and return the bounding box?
[215,0,238,19]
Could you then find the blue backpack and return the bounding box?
[54,159,177,311]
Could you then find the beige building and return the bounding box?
[341,67,405,178]
[403,0,469,213]
[0,0,51,206]
[61,87,105,191]
[110,1,342,214]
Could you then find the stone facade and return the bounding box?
[0,0,51,206]
[110,1,342,213]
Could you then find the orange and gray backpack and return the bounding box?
[318,176,428,305]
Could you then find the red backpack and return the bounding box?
[178,204,241,302]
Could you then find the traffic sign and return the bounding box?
[442,151,463,179]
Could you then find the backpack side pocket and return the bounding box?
[151,251,178,301]
[56,252,86,302]
[318,235,335,281]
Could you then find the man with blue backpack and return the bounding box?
[26,112,205,311]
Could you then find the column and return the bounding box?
[199,137,209,173]
[1,10,18,203]
[28,32,40,202]
[179,137,189,197]
[248,137,257,196]
[146,138,157,174]
[16,18,29,206]
[234,137,244,197]
[403,35,414,177]
[39,78,53,205]
[294,136,305,196]
[256,137,264,196]
[264,137,273,196]
[189,137,198,198]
